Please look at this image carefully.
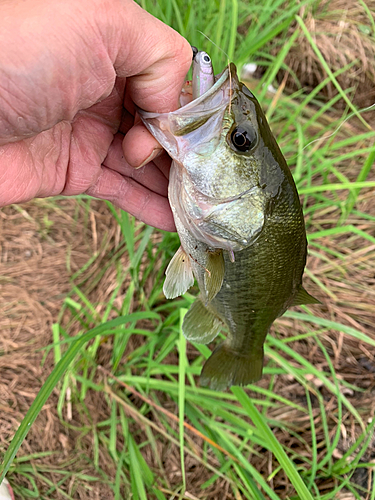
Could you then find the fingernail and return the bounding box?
[135,147,163,169]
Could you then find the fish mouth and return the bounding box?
[139,63,236,118]
[137,64,238,159]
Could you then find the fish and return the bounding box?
[139,55,319,391]
[192,49,215,99]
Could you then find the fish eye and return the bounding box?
[203,54,211,63]
[230,125,257,153]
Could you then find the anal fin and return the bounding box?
[203,249,225,303]
[182,298,222,344]
[163,246,194,299]
[291,286,321,306]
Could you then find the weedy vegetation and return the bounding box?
[1,0,375,498]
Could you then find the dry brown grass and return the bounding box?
[2,182,375,499]
[0,200,126,499]
[278,0,375,109]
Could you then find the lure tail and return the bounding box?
[200,343,264,391]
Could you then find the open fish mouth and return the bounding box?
[139,65,230,119]
[137,65,238,160]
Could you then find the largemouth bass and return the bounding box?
[139,56,319,391]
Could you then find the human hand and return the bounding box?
[0,0,192,231]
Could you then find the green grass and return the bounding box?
[2,0,375,498]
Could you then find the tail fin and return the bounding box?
[200,343,264,391]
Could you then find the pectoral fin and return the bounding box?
[203,250,225,303]
[163,246,194,299]
[291,286,321,306]
[182,298,222,344]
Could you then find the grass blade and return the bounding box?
[341,145,375,221]
[178,308,187,491]
[0,313,159,482]
[295,15,371,130]
[232,387,314,500]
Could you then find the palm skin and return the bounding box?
[0,0,192,231]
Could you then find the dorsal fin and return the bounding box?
[291,286,321,306]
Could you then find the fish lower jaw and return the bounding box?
[187,222,249,253]
[170,173,257,252]
[178,211,251,252]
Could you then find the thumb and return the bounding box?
[108,1,192,113]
